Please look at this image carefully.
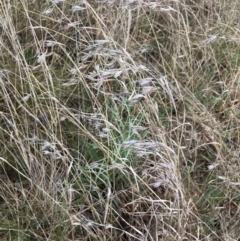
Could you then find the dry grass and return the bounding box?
[0,0,240,240]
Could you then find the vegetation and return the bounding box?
[0,0,240,240]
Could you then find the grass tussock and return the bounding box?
[0,0,240,240]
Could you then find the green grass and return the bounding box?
[1,0,240,240]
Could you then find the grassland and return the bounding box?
[0,0,240,240]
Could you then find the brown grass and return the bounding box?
[0,0,240,240]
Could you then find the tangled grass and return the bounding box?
[0,0,240,240]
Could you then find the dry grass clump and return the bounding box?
[0,0,240,240]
